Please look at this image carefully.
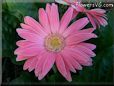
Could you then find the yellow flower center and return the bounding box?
[45,34,65,52]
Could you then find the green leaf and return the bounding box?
[9,72,38,85]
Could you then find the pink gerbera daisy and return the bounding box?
[55,0,108,29]
[71,4,108,28]
[14,3,97,81]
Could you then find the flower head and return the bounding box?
[86,8,108,28]
[55,0,108,29]
[14,3,97,81]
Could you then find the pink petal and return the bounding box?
[76,45,96,57]
[38,53,55,80]
[49,3,59,33]
[16,40,33,47]
[79,43,96,50]
[16,29,44,43]
[97,17,108,27]
[90,12,108,27]
[86,13,97,29]
[24,16,46,35]
[28,57,38,72]
[91,8,106,14]
[35,51,47,78]
[62,49,82,70]
[46,3,51,16]
[72,10,79,19]
[69,57,82,70]
[20,23,37,34]
[38,8,51,33]
[72,49,93,66]
[79,28,95,33]
[16,42,43,54]
[16,55,31,61]
[65,48,93,66]
[55,54,67,78]
[14,45,44,56]
[71,28,95,35]
[61,53,76,73]
[23,57,34,70]
[65,67,72,82]
[89,10,106,17]
[63,17,89,37]
[59,7,73,34]
[66,33,97,45]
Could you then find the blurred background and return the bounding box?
[2,0,114,85]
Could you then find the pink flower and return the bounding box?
[86,8,108,28]
[55,0,108,29]
[74,5,108,28]
[14,3,97,81]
